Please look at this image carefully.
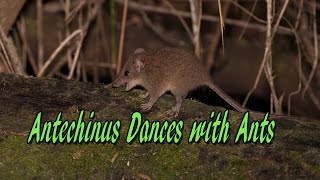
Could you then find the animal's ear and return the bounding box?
[134,58,145,72]
[134,48,145,54]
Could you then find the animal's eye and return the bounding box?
[124,70,129,76]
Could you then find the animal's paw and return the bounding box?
[166,108,179,117]
[139,92,149,99]
[141,103,152,111]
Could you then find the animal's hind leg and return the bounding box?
[166,94,185,117]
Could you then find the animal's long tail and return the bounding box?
[206,81,247,113]
[206,81,292,120]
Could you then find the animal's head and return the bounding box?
[112,48,147,91]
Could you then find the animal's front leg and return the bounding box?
[141,91,162,111]
[139,91,149,99]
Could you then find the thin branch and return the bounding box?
[109,0,117,78]
[0,25,24,75]
[37,0,44,68]
[82,60,88,82]
[0,26,15,73]
[230,0,265,24]
[140,11,180,46]
[116,0,128,74]
[238,0,258,39]
[76,59,81,81]
[270,0,290,40]
[243,0,290,115]
[300,70,320,111]
[115,0,294,36]
[17,17,38,74]
[206,0,231,70]
[267,0,290,114]
[62,0,73,69]
[67,32,83,79]
[37,29,82,77]
[302,0,318,97]
[189,0,202,57]
[65,0,86,24]
[217,0,224,54]
[243,0,274,110]
[68,0,103,79]
[294,0,304,30]
[68,2,84,80]
[162,0,193,42]
[279,17,303,116]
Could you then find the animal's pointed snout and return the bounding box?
[112,79,120,87]
[112,76,128,88]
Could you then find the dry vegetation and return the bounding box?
[0,0,319,118]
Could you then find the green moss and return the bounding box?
[1,74,320,178]
[0,136,115,179]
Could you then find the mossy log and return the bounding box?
[0,73,319,179]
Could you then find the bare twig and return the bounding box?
[267,0,290,114]
[302,0,318,97]
[140,11,180,46]
[243,0,290,115]
[217,0,224,54]
[206,0,231,70]
[109,0,117,78]
[69,2,84,81]
[65,0,86,24]
[270,0,290,40]
[37,0,44,68]
[188,0,202,57]
[17,17,38,74]
[0,51,13,73]
[68,0,104,79]
[39,0,103,79]
[278,17,303,115]
[0,27,15,73]
[262,0,277,113]
[242,0,273,110]
[230,0,265,24]
[82,60,88,82]
[54,71,68,79]
[115,0,294,35]
[93,27,99,83]
[97,8,112,78]
[0,25,24,75]
[162,0,193,42]
[67,32,83,79]
[37,29,82,77]
[294,0,304,30]
[76,60,81,81]
[116,0,128,74]
[238,0,258,39]
[62,0,73,69]
[300,70,320,111]
[296,12,320,87]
